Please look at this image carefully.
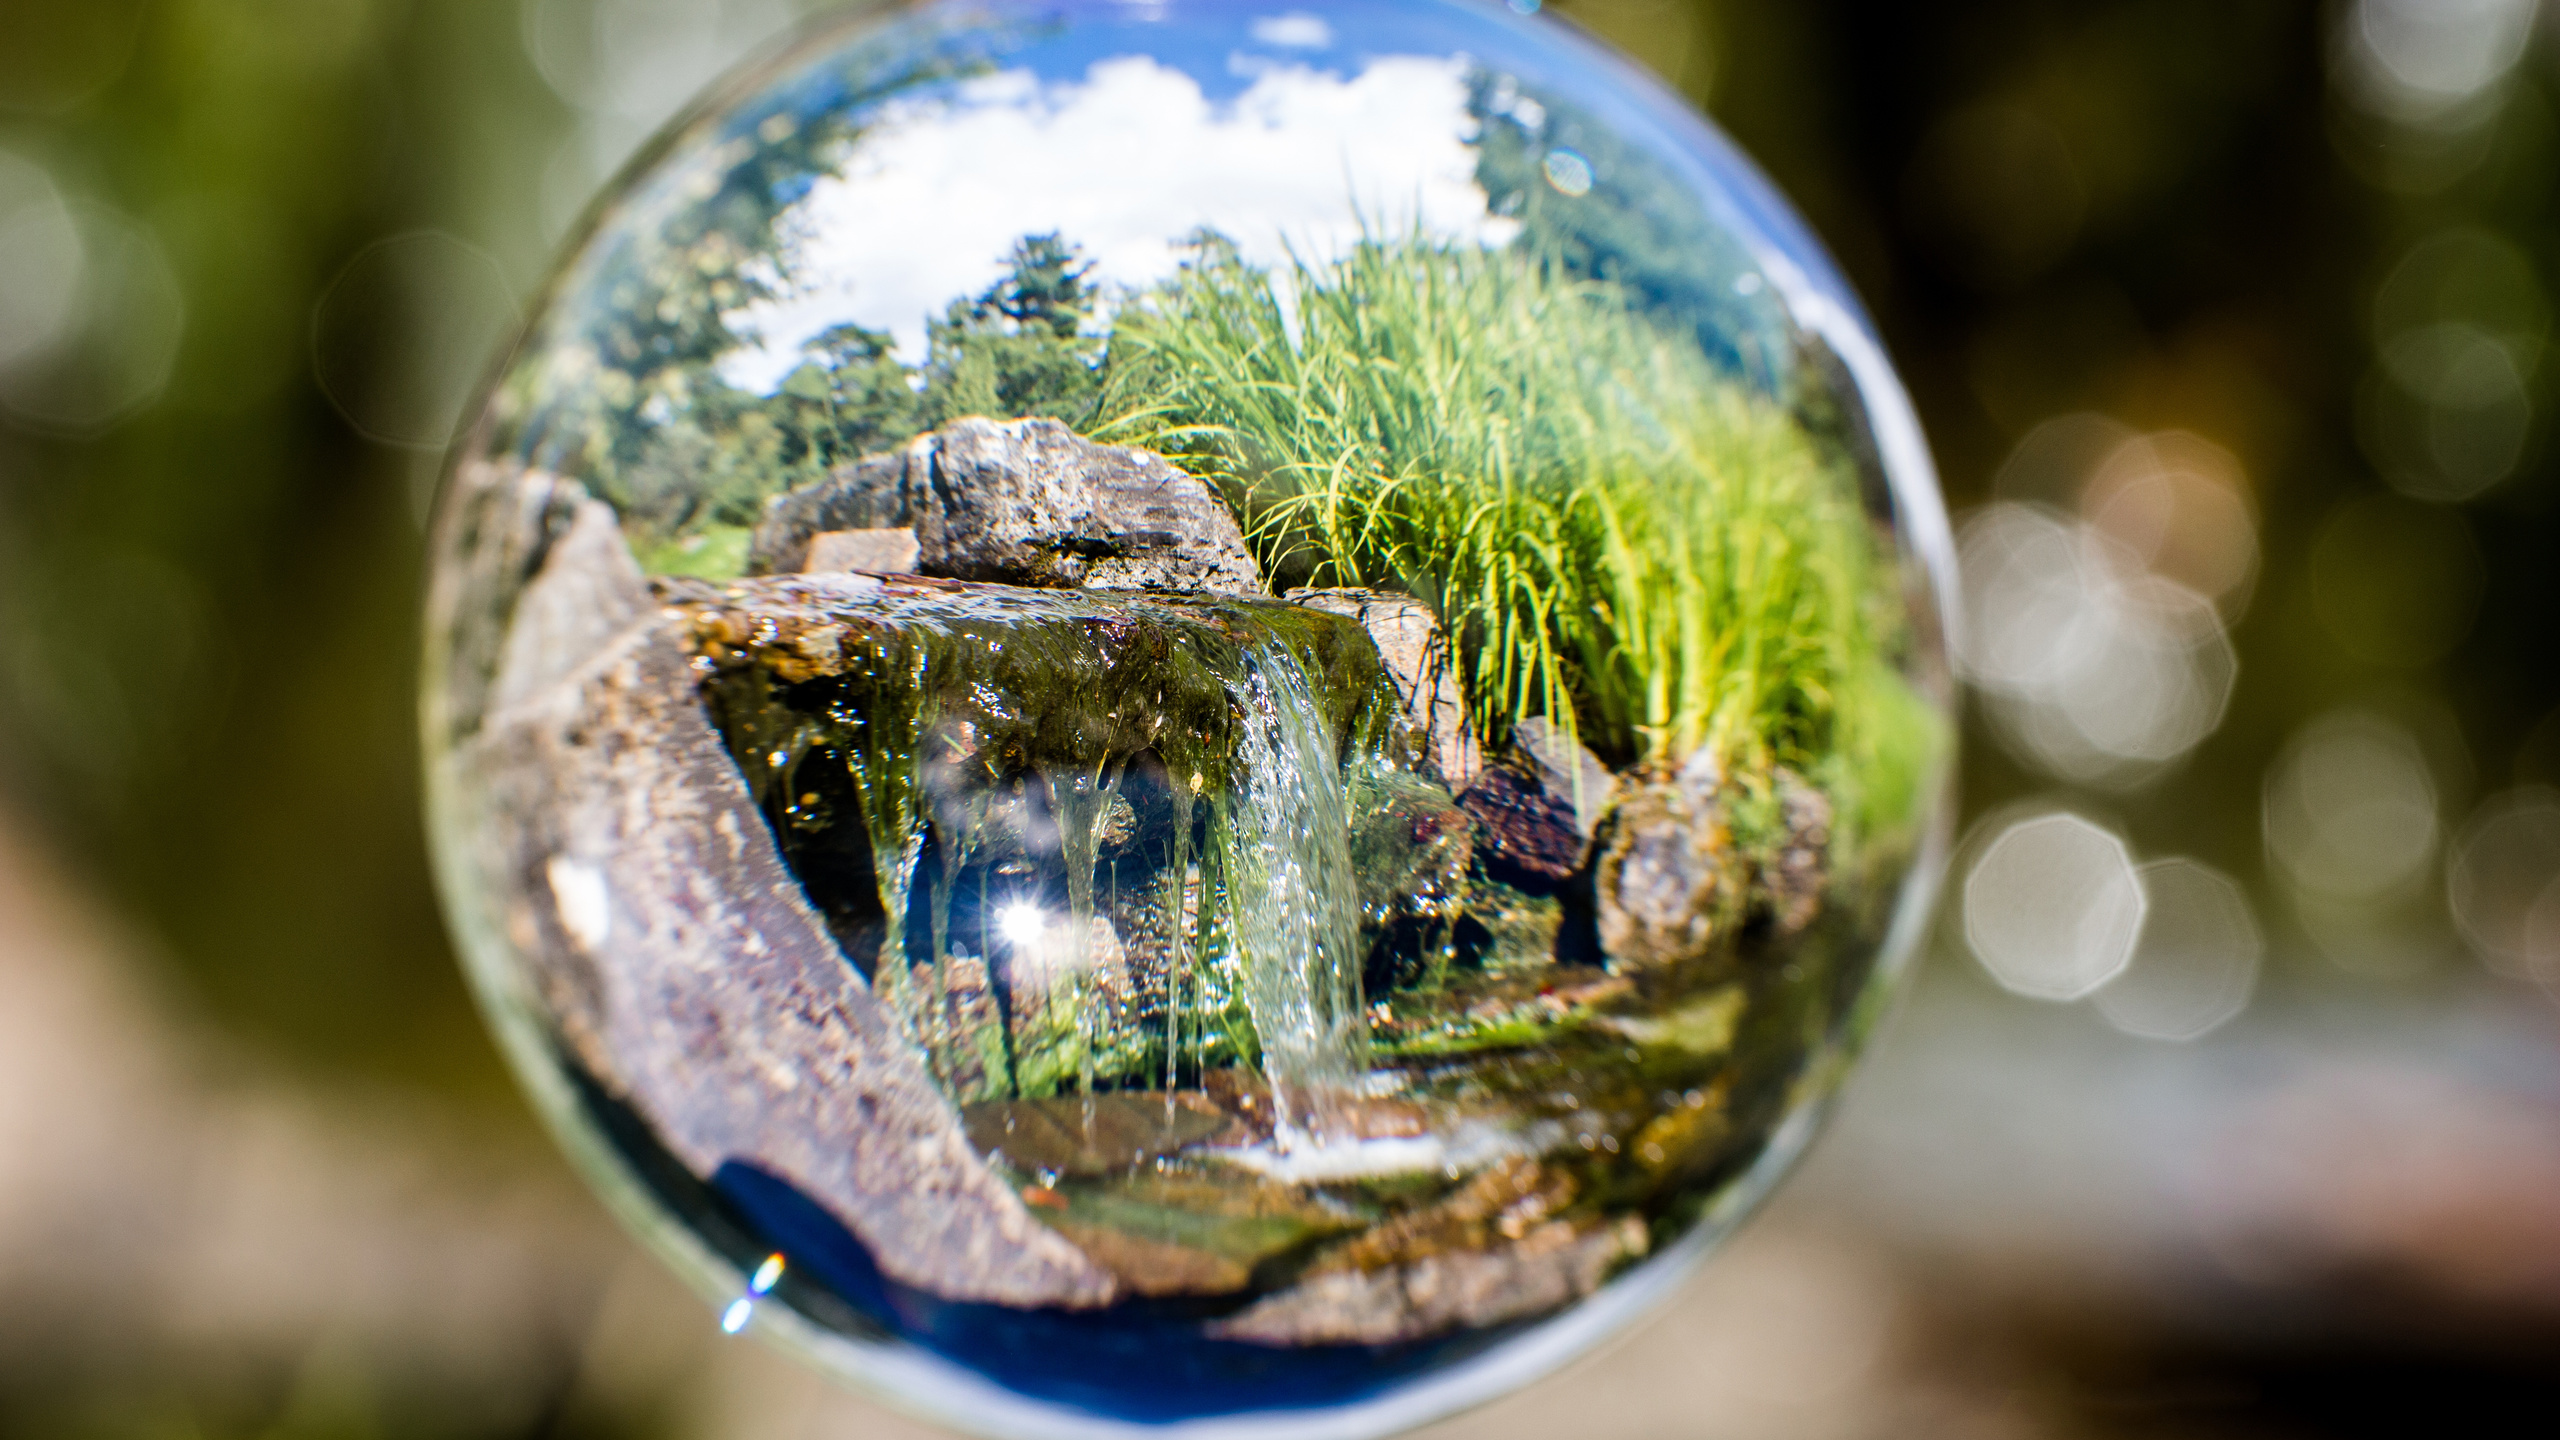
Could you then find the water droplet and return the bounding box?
[1542,147,1594,197]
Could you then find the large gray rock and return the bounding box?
[749,416,1261,593]
[1287,587,1480,788]
[423,459,594,748]
[442,466,1116,1310]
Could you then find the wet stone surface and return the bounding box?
[444,473,1117,1309]
[1288,588,1481,789]
[594,562,1891,1343]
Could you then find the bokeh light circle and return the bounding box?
[1962,811,2145,1001]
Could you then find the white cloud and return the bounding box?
[1249,12,1335,49]
[721,53,1508,390]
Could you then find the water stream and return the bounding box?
[1045,760,1125,1101]
[1215,644,1368,1144]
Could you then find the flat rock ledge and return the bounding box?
[749,416,1261,593]
[1208,1215,1648,1346]
[446,463,1116,1310]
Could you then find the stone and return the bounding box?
[1455,719,1615,888]
[1286,588,1480,787]
[665,571,1402,1107]
[423,459,596,748]
[1311,1157,1575,1273]
[803,526,922,575]
[1043,1219,1253,1298]
[445,465,1117,1310]
[487,494,653,717]
[1470,881,1564,974]
[1458,765,1582,887]
[961,1094,1235,1179]
[1037,1171,1354,1298]
[749,416,1261,593]
[1513,716,1616,839]
[1208,1211,1648,1346]
[1764,767,1834,936]
[1592,748,1741,968]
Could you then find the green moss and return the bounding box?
[1608,986,1746,1056]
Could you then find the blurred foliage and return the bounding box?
[8,0,2560,1093]
[6,0,2560,1427]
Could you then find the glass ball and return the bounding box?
[422,2,1956,1433]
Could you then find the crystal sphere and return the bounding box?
[422,2,1956,1433]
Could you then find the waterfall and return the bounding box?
[687,579,1399,1114]
[1045,761,1124,1101]
[1162,778,1195,1100]
[1218,642,1368,1145]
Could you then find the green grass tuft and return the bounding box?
[1094,231,1911,788]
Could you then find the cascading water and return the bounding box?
[1044,760,1125,1100]
[1217,644,1368,1144]
[682,577,1402,1112]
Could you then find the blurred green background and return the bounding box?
[4,1,2558,1436]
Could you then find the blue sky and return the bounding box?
[714,0,1864,390]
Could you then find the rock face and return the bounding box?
[1593,756,1835,965]
[1458,717,1617,888]
[1513,716,1616,837]
[1593,749,1738,968]
[424,461,595,749]
[749,416,1261,593]
[1346,766,1476,983]
[440,464,1117,1310]
[1287,588,1480,788]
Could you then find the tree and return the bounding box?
[488,20,1013,529]
[986,232,1096,339]
[796,322,923,459]
[919,232,1104,426]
